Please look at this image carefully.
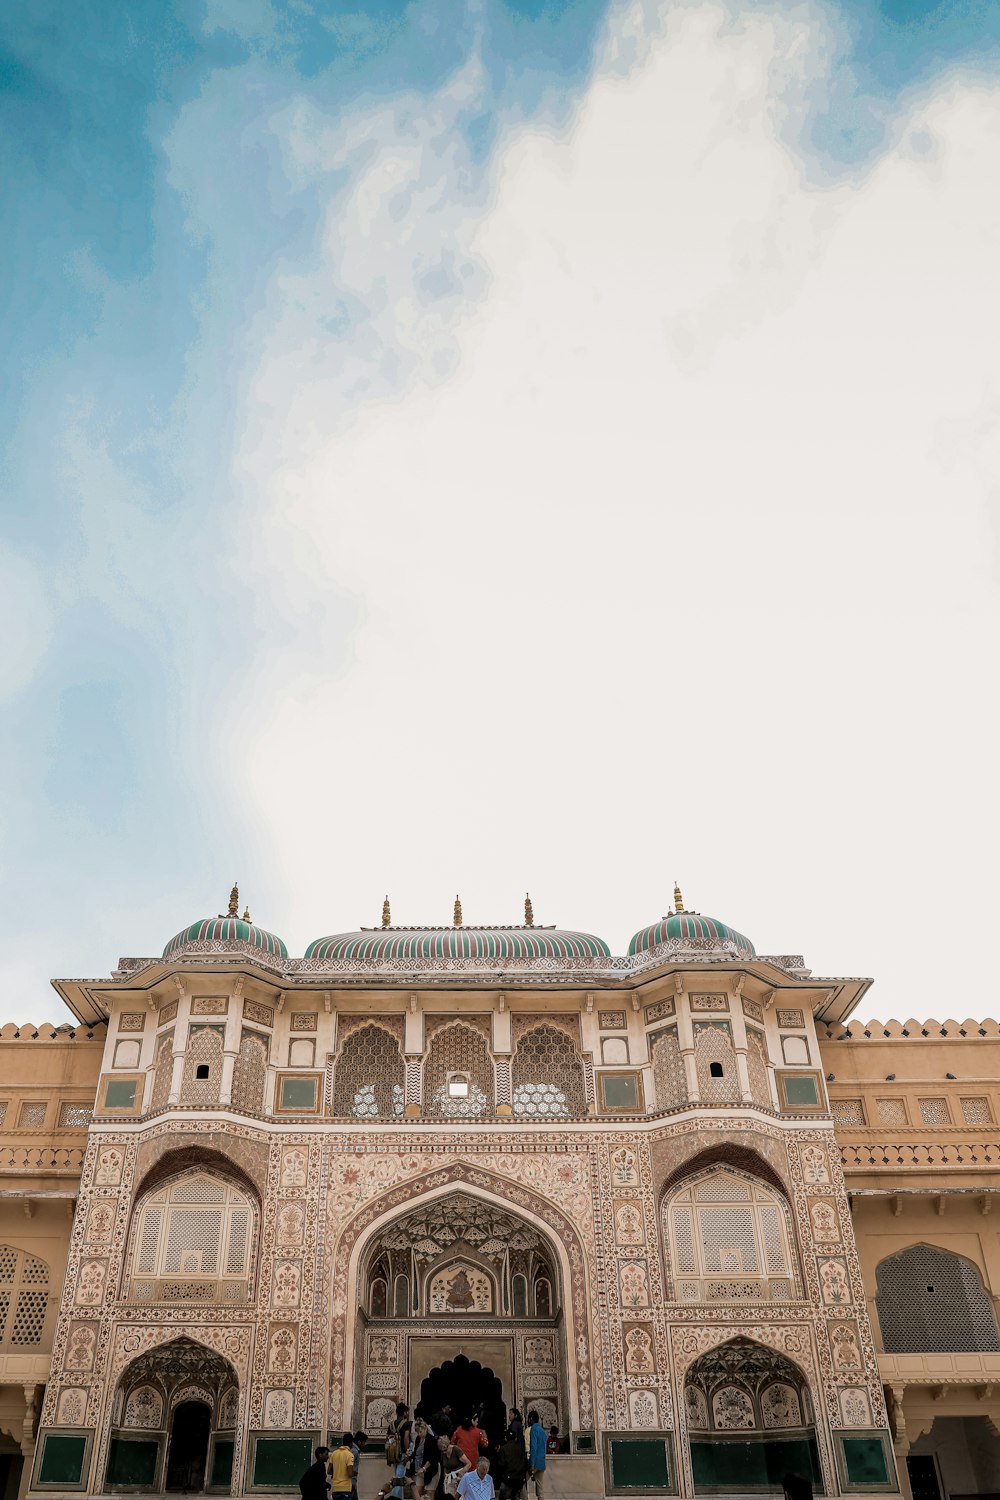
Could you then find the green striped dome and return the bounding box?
[629,910,755,959]
[305,926,610,961]
[164,916,288,960]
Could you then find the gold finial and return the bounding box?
[524,892,534,927]
[226,883,239,918]
[382,895,391,928]
[674,882,684,913]
[242,907,251,923]
[453,895,463,927]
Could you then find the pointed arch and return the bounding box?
[330,1160,593,1430]
[661,1164,802,1302]
[511,1022,587,1118]
[423,1021,494,1117]
[875,1243,999,1352]
[332,1021,405,1119]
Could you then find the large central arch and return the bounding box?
[329,1160,594,1434]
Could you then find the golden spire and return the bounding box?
[453,894,463,927]
[674,882,684,913]
[226,883,239,918]
[382,895,391,928]
[242,907,251,923]
[524,892,534,927]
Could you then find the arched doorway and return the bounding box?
[165,1401,211,1491]
[106,1338,239,1494]
[355,1190,566,1440]
[417,1354,505,1449]
[684,1338,819,1492]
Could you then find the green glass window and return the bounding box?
[280,1076,318,1111]
[104,1079,138,1110]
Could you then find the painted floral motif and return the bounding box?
[819,1258,850,1305]
[124,1386,163,1428]
[840,1388,871,1428]
[831,1324,862,1371]
[628,1389,658,1429]
[220,1388,239,1428]
[57,1388,86,1425]
[75,1260,106,1306]
[713,1386,754,1429]
[761,1383,801,1429]
[614,1202,643,1245]
[280,1148,307,1187]
[276,1203,305,1244]
[268,1326,296,1374]
[95,1148,124,1185]
[620,1261,651,1308]
[611,1147,638,1186]
[273,1261,301,1308]
[66,1324,96,1370]
[685,1385,709,1430]
[810,1201,838,1242]
[624,1327,654,1373]
[801,1145,830,1185]
[263,1389,293,1429]
[87,1201,115,1242]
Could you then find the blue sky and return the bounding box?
[2,0,999,1019]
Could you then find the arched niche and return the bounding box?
[661,1165,802,1303]
[875,1244,1000,1353]
[123,1169,258,1307]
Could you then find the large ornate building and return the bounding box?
[0,889,997,1500]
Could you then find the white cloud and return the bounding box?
[218,0,1000,1018]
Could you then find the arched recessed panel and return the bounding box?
[876,1245,1000,1352]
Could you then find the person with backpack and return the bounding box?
[387,1404,411,1468]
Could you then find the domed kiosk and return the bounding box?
[163,884,288,960]
[306,894,609,962]
[629,884,755,960]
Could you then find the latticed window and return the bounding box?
[961,1096,993,1124]
[918,1098,951,1125]
[58,1104,93,1128]
[694,1025,739,1103]
[0,1247,49,1346]
[232,1031,268,1113]
[745,1029,770,1107]
[876,1097,908,1125]
[333,1024,405,1118]
[180,1027,224,1104]
[129,1173,254,1296]
[512,1025,586,1118]
[876,1245,1000,1352]
[831,1099,865,1125]
[651,1028,688,1110]
[151,1031,174,1111]
[423,1024,494,1118]
[664,1169,796,1302]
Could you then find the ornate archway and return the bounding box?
[102,1337,240,1494]
[683,1338,818,1492]
[327,1159,594,1436]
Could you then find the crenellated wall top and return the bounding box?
[821,1017,1000,1040]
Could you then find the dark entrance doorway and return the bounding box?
[418,1354,506,1450]
[165,1400,211,1492]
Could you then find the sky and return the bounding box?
[2,0,999,1025]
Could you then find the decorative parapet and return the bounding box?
[112,944,812,980]
[840,1139,1000,1171]
[0,1142,87,1175]
[822,1018,1000,1039]
[0,1022,105,1042]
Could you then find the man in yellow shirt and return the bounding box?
[329,1435,356,1499]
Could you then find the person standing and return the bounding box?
[329,1435,355,1500]
[452,1414,487,1471]
[526,1412,547,1499]
[457,1457,494,1500]
[431,1403,454,1440]
[300,1446,331,1500]
[495,1429,528,1500]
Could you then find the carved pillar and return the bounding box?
[888,1385,913,1500]
[168,980,191,1104]
[729,1006,753,1103]
[676,990,699,1102]
[220,979,245,1106]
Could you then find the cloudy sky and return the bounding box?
[3,0,999,1024]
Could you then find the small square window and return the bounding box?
[447,1077,469,1099]
[276,1075,320,1113]
[104,1080,137,1110]
[777,1071,824,1112]
[195,1064,210,1081]
[598,1072,643,1113]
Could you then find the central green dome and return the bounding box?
[306,894,609,962]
